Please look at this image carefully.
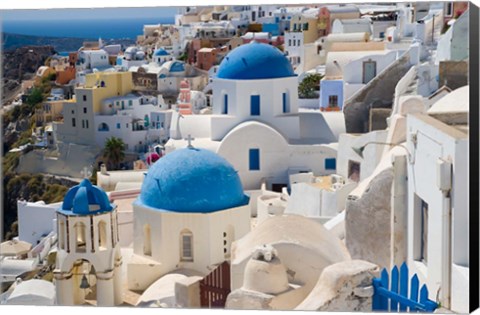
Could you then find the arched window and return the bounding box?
[59,220,65,250]
[74,222,86,253]
[98,221,107,250]
[98,122,109,132]
[180,229,193,262]
[143,224,152,256]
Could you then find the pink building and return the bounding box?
[197,47,217,71]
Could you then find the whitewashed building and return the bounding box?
[166,42,346,190]
[54,179,123,306]
[117,47,147,70]
[406,86,469,313]
[94,93,172,152]
[127,147,251,291]
[17,200,60,246]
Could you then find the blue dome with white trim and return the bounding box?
[154,48,169,56]
[58,179,114,216]
[138,147,249,213]
[216,41,295,80]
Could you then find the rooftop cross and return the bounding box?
[80,166,92,179]
[185,134,195,148]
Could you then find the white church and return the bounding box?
[166,41,345,190]
[127,147,251,291]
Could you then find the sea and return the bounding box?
[2,17,175,40]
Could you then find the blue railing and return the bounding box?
[372,262,438,313]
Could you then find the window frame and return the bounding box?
[180,231,194,262]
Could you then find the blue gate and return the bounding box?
[372,262,438,312]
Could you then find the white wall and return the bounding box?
[343,51,397,84]
[337,130,388,181]
[211,77,300,141]
[17,201,59,245]
[217,121,337,190]
[406,114,468,312]
[129,203,251,290]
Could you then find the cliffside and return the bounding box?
[2,45,56,102]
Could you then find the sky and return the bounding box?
[0,7,178,21]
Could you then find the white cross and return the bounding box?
[80,166,92,179]
[184,134,195,148]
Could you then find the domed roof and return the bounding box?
[58,179,114,216]
[154,48,169,56]
[216,41,295,80]
[138,147,249,213]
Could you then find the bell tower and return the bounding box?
[54,179,122,306]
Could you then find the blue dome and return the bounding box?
[216,41,295,80]
[170,61,185,72]
[58,179,114,216]
[138,148,249,213]
[154,48,169,56]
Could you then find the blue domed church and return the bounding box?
[127,147,251,291]
[167,41,343,190]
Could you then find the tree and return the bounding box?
[26,87,44,107]
[298,73,323,99]
[103,137,126,170]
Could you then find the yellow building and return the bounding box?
[289,15,319,44]
[54,72,133,146]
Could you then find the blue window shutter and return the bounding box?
[325,158,336,170]
[282,93,287,113]
[250,95,260,116]
[249,149,260,170]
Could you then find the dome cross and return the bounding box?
[185,134,195,148]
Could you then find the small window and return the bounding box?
[288,39,291,46]
[328,95,338,107]
[143,224,152,256]
[421,200,428,263]
[82,120,85,128]
[223,94,228,114]
[445,2,453,16]
[117,123,121,129]
[325,158,336,170]
[303,23,309,31]
[250,95,260,116]
[249,148,260,171]
[180,231,193,262]
[129,100,133,106]
[297,40,300,46]
[83,95,87,102]
[72,118,76,127]
[413,196,429,264]
[86,120,89,129]
[83,107,87,114]
[282,92,289,113]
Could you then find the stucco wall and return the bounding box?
[343,48,415,133]
[17,201,58,245]
[320,80,343,109]
[406,114,468,311]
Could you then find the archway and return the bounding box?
[72,259,97,305]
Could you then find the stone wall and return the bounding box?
[343,49,414,133]
[369,108,392,131]
[438,61,468,91]
[345,167,394,269]
[295,260,379,312]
